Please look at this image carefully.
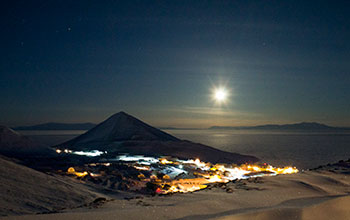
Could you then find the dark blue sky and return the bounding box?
[1,0,349,127]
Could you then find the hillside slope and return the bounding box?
[0,156,99,216]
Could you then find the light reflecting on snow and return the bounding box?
[72,150,105,157]
[160,166,187,178]
[115,155,159,164]
[61,153,298,194]
[112,155,298,184]
[55,148,105,157]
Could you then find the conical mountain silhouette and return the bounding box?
[56,112,258,164]
[58,111,178,147]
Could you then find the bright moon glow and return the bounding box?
[213,87,228,103]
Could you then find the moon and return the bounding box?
[212,87,229,104]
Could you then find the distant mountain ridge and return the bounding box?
[14,122,97,130]
[210,122,350,131]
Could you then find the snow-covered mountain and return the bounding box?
[56,112,258,164]
[0,126,36,148]
[0,126,53,157]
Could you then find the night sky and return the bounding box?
[1,0,349,127]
